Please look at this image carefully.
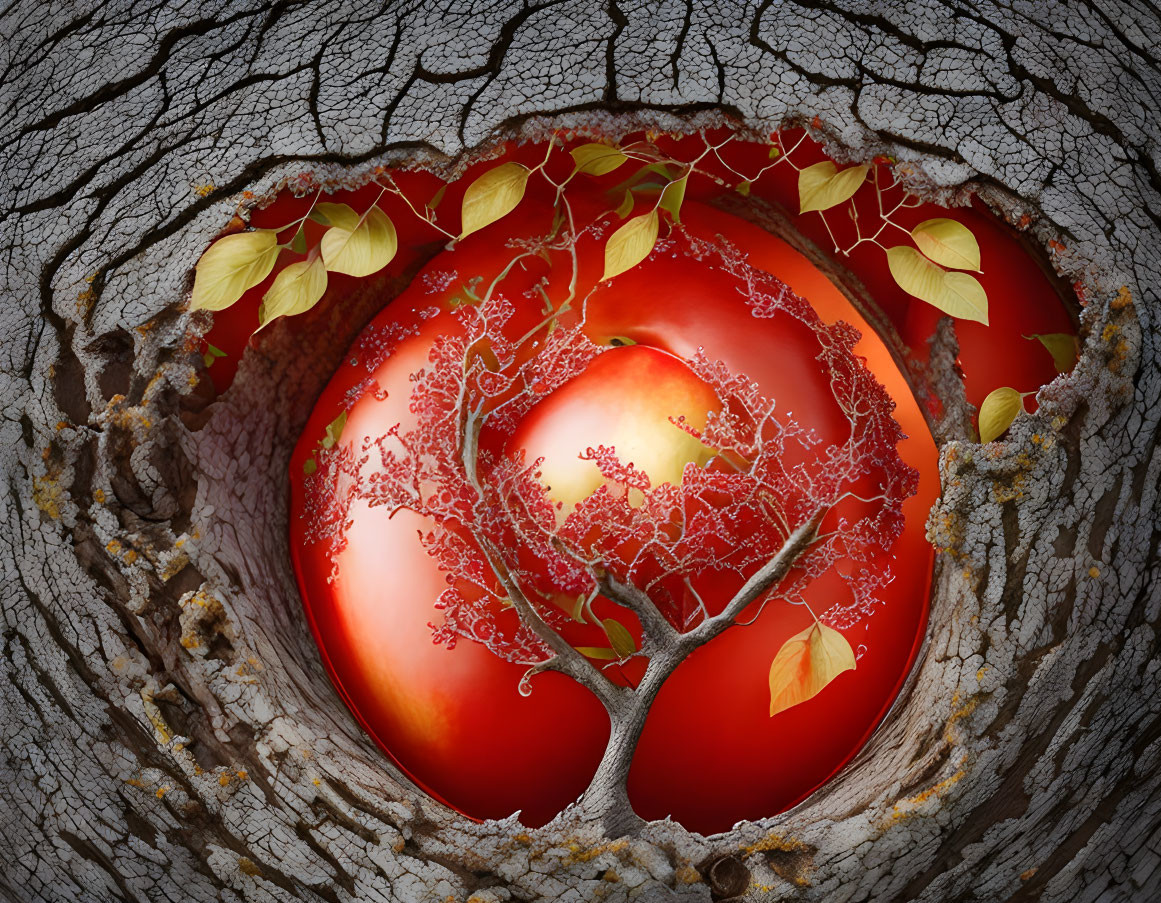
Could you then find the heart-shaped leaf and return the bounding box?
[978,386,1025,443]
[887,245,989,324]
[911,218,982,271]
[798,161,869,214]
[191,230,279,311]
[320,206,397,277]
[768,621,856,717]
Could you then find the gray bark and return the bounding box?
[2,2,1159,902]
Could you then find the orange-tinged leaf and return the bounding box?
[798,161,869,214]
[768,622,856,717]
[602,210,658,281]
[191,230,279,311]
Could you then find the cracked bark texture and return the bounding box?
[2,1,1159,901]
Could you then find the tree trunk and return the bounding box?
[3,2,1159,902]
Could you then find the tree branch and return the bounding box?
[679,507,826,652]
[462,407,628,710]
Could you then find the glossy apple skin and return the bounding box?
[288,186,940,833]
[511,344,721,512]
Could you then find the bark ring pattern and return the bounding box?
[2,3,1158,901]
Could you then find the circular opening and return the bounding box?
[195,127,1075,834]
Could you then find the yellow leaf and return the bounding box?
[768,622,856,717]
[190,230,279,311]
[460,162,530,238]
[602,618,637,658]
[978,386,1025,443]
[321,411,347,449]
[887,245,989,324]
[570,143,628,176]
[1026,333,1078,373]
[660,175,688,222]
[798,161,869,214]
[736,180,751,197]
[614,189,635,219]
[575,646,619,660]
[320,206,397,277]
[603,210,659,281]
[311,202,360,230]
[259,258,328,327]
[911,218,981,271]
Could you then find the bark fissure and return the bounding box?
[3,2,1160,901]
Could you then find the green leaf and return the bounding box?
[660,176,688,223]
[978,386,1025,443]
[575,646,620,660]
[259,257,328,327]
[911,218,982,271]
[602,210,659,281]
[303,457,317,475]
[570,143,628,176]
[460,162,530,238]
[797,161,869,214]
[886,245,989,324]
[190,230,280,311]
[320,206,398,277]
[290,228,307,255]
[735,180,752,197]
[602,618,637,658]
[1025,333,1078,373]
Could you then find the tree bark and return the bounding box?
[2,2,1159,902]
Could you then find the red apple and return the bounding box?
[511,344,720,512]
[289,187,939,832]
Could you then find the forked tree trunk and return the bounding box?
[3,2,1160,902]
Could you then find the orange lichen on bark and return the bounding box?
[32,475,63,519]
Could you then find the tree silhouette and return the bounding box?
[300,230,917,833]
